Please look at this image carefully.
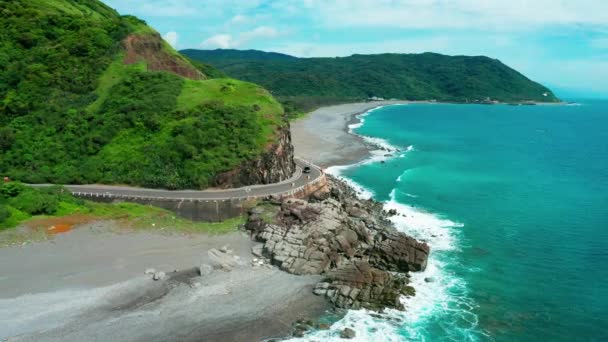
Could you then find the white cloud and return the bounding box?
[239,26,280,42]
[200,34,236,49]
[162,31,178,48]
[200,26,281,48]
[229,14,248,24]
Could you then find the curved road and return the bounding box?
[31,158,323,201]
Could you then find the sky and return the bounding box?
[103,0,608,98]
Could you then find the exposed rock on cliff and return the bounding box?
[123,33,204,80]
[213,122,296,188]
[245,176,429,311]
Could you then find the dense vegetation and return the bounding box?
[0,181,243,236]
[182,49,559,114]
[0,182,83,229]
[0,0,283,189]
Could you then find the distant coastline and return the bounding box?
[291,99,567,168]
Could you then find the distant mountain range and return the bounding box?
[182,49,559,116]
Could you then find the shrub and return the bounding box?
[0,182,27,198]
[9,189,59,215]
[0,204,10,223]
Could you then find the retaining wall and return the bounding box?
[74,173,329,222]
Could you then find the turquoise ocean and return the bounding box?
[291,101,608,341]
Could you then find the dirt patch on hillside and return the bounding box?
[123,33,204,80]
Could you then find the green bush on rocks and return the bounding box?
[9,189,59,215]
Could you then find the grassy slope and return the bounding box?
[0,0,284,189]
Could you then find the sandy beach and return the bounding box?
[0,222,327,341]
[291,101,409,167]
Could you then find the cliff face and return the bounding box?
[213,123,296,188]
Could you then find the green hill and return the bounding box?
[182,49,559,116]
[0,0,285,189]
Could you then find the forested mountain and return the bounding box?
[182,49,559,115]
[0,0,289,189]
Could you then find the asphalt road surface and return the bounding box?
[30,158,323,201]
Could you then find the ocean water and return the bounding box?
[293,101,608,341]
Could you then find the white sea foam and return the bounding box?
[325,164,375,200]
[289,103,480,341]
[347,104,393,134]
[289,187,478,341]
[385,189,461,251]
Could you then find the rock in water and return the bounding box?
[340,328,356,339]
[424,277,435,283]
[152,271,166,281]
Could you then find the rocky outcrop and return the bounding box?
[245,176,429,311]
[313,260,415,310]
[213,122,296,188]
[123,33,204,80]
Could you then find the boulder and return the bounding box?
[340,328,356,339]
[370,231,430,272]
[251,244,264,257]
[208,248,238,271]
[318,323,330,330]
[152,271,166,281]
[317,260,408,310]
[199,264,213,276]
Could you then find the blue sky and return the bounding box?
[103,0,608,98]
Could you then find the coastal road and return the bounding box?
[30,158,323,201]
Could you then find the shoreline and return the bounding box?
[292,99,568,169]
[291,100,410,168]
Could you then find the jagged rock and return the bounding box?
[320,260,408,310]
[251,244,264,257]
[340,328,356,339]
[245,175,430,311]
[311,188,330,202]
[371,231,430,272]
[346,206,367,218]
[152,271,166,281]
